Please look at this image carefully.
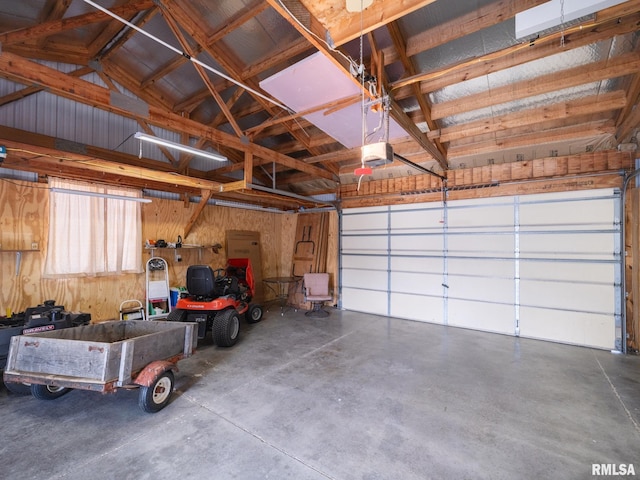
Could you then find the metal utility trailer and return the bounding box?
[3,320,197,413]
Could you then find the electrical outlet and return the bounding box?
[31,242,38,250]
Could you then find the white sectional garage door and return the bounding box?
[341,189,621,350]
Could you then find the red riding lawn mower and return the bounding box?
[167,258,263,347]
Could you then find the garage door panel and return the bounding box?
[448,233,514,256]
[342,235,388,252]
[519,308,615,349]
[391,234,443,253]
[520,233,615,259]
[520,279,614,313]
[342,268,388,291]
[390,292,444,323]
[342,210,388,231]
[391,256,442,273]
[390,209,442,230]
[448,257,514,277]
[520,261,614,283]
[448,204,513,228]
[520,199,613,227]
[391,271,442,295]
[448,300,514,335]
[342,287,387,315]
[341,255,387,270]
[447,274,514,304]
[341,189,619,349]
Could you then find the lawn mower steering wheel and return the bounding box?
[213,268,226,280]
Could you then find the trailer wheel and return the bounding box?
[139,370,174,413]
[245,304,263,324]
[31,384,71,400]
[213,309,240,347]
[4,381,31,395]
[166,308,187,322]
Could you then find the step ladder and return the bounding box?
[146,256,170,320]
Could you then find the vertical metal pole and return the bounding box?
[387,206,392,317]
[514,196,521,337]
[338,209,343,310]
[614,188,623,352]
[442,195,449,326]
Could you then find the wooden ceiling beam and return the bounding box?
[0,0,155,46]
[299,0,437,47]
[250,116,314,140]
[386,20,446,160]
[207,0,269,45]
[183,189,213,239]
[0,51,337,182]
[162,1,328,158]
[161,11,244,137]
[405,0,547,59]
[0,65,93,107]
[268,0,446,168]
[95,69,180,167]
[4,42,90,65]
[245,94,360,138]
[97,6,159,62]
[431,52,640,121]
[240,37,312,80]
[140,48,200,91]
[88,17,132,59]
[175,89,248,172]
[4,154,301,210]
[174,85,225,113]
[100,58,174,111]
[392,9,640,96]
[431,90,628,143]
[0,137,233,192]
[35,0,73,49]
[448,120,616,158]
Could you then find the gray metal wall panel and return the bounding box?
[0,75,172,164]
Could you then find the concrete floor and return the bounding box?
[1,308,639,480]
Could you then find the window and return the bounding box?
[44,178,143,277]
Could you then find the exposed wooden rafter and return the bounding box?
[0,51,338,183]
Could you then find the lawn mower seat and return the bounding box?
[186,265,216,298]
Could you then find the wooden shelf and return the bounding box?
[145,245,217,262]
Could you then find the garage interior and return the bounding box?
[1,0,640,478]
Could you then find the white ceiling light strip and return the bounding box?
[134,132,227,162]
[50,187,151,203]
[82,0,289,112]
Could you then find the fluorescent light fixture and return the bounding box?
[515,0,626,39]
[134,132,227,162]
[51,187,152,203]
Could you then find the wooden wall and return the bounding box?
[0,179,338,322]
[341,150,634,208]
[627,187,640,353]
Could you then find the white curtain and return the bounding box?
[44,178,143,277]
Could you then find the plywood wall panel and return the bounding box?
[1,179,298,322]
[1,179,47,314]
